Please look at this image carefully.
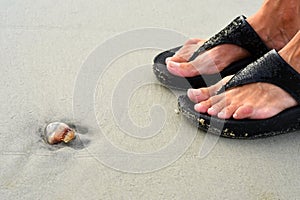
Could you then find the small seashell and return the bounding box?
[45,122,76,145]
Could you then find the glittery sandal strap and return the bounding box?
[189,15,269,61]
[224,49,300,104]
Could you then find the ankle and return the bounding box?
[279,31,300,73]
[247,0,300,50]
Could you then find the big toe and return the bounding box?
[187,75,234,103]
[165,56,187,64]
[167,61,198,77]
[187,88,210,103]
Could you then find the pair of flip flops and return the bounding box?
[153,15,300,138]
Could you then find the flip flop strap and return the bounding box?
[224,49,300,104]
[189,15,269,61]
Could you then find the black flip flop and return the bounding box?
[153,15,269,90]
[178,50,300,139]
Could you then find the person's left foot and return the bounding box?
[187,31,300,120]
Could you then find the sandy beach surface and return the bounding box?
[1,0,299,199]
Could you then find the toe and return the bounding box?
[167,56,187,63]
[217,104,237,119]
[194,102,209,113]
[187,76,232,104]
[209,75,234,95]
[167,61,198,77]
[207,99,226,116]
[187,88,210,103]
[195,94,223,115]
[233,105,254,119]
[167,60,180,68]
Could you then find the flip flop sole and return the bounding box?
[178,95,300,139]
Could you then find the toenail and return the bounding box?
[194,104,202,110]
[168,61,180,68]
[188,89,196,96]
[218,111,225,118]
[208,107,217,114]
[187,89,193,96]
[165,57,172,63]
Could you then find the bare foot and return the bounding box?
[187,75,233,103]
[167,43,250,77]
[189,31,300,120]
[166,0,300,77]
[194,82,297,119]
